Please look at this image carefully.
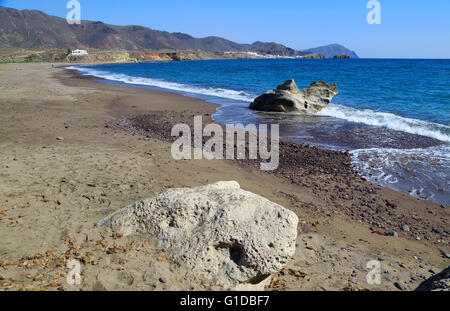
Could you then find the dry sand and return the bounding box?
[0,63,448,291]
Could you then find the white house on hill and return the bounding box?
[71,49,88,56]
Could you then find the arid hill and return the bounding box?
[0,6,357,58]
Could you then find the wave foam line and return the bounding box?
[69,66,255,102]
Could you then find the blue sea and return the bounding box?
[70,59,450,204]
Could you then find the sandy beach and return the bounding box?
[0,63,448,291]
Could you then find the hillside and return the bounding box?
[0,6,358,58]
[0,6,303,56]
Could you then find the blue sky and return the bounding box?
[1,0,449,58]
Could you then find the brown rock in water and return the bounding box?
[249,79,338,114]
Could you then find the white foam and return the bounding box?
[350,145,450,203]
[70,66,255,102]
[319,104,450,142]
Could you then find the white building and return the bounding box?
[71,49,88,56]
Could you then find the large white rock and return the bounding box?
[97,181,299,287]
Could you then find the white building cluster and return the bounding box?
[224,51,305,59]
[71,49,88,56]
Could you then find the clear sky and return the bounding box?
[1,0,449,58]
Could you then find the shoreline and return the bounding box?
[66,64,449,205]
[60,66,449,244]
[0,63,448,291]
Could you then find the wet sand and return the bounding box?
[0,63,448,291]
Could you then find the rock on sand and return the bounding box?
[97,181,299,287]
[416,266,450,291]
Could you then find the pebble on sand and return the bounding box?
[159,277,167,284]
[394,282,406,290]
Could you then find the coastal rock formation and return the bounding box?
[97,181,299,287]
[249,79,338,113]
[333,54,350,59]
[298,53,325,59]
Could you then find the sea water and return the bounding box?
[70,58,450,204]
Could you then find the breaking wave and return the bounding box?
[69,66,255,102]
[319,104,450,143]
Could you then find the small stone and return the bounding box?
[4,164,10,168]
[0,273,4,280]
[394,282,406,290]
[250,79,338,114]
[401,225,410,232]
[56,137,64,141]
[388,230,398,238]
[416,236,421,240]
[444,253,450,259]
[159,277,167,284]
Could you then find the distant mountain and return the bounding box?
[306,44,359,58]
[248,41,302,56]
[0,6,357,58]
